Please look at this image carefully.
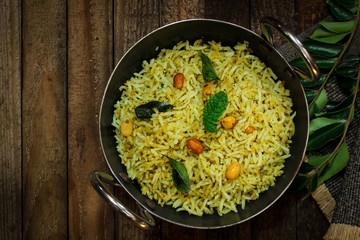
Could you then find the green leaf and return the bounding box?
[318,142,350,184]
[203,91,228,132]
[310,89,328,116]
[343,54,360,65]
[307,122,346,151]
[135,101,173,119]
[299,161,315,174]
[292,176,308,191]
[309,117,346,135]
[325,94,354,112]
[319,20,355,33]
[336,66,359,78]
[307,154,332,167]
[309,174,319,192]
[303,40,343,57]
[338,76,357,92]
[305,89,317,102]
[315,106,351,120]
[310,29,351,44]
[199,51,220,82]
[167,157,190,193]
[301,74,326,87]
[290,56,337,69]
[327,0,354,21]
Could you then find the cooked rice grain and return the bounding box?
[113,40,295,216]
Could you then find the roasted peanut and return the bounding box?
[120,119,133,136]
[202,82,212,96]
[221,116,237,129]
[226,162,241,180]
[245,126,255,134]
[173,73,184,89]
[186,138,204,155]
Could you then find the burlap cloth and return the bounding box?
[278,20,360,240]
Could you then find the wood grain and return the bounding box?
[21,0,67,238]
[0,1,22,239]
[67,0,114,239]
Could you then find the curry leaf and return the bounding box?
[319,20,355,33]
[336,66,359,78]
[303,40,343,57]
[310,28,351,44]
[203,91,228,132]
[327,0,354,21]
[318,142,350,185]
[315,106,351,120]
[301,74,326,87]
[305,89,317,102]
[307,122,346,151]
[199,51,220,82]
[290,56,337,69]
[307,154,332,167]
[299,162,315,174]
[135,101,173,119]
[309,117,346,135]
[167,156,190,193]
[325,94,354,112]
[309,89,328,116]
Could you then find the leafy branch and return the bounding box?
[291,0,360,195]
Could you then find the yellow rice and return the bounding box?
[113,40,295,216]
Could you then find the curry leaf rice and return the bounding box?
[112,40,295,216]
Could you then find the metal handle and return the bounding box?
[261,16,320,81]
[89,171,155,230]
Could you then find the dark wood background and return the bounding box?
[1,0,331,239]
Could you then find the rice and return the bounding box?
[113,40,295,216]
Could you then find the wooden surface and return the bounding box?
[1,0,331,239]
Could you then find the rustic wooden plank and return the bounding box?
[67,0,114,239]
[204,0,250,27]
[0,1,22,239]
[21,0,67,239]
[295,0,328,32]
[160,0,204,25]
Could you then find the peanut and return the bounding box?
[120,119,133,136]
[202,82,212,96]
[221,116,237,129]
[173,73,184,89]
[186,138,204,155]
[226,162,241,180]
[245,126,255,134]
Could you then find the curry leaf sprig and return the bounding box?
[292,0,360,194]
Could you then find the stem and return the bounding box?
[308,2,360,109]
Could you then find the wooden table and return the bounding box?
[1,0,332,239]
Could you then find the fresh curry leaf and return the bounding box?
[307,154,332,167]
[305,89,318,102]
[290,56,337,69]
[301,74,326,87]
[135,101,173,119]
[336,66,359,78]
[307,122,346,151]
[318,142,350,185]
[303,40,343,58]
[310,29,351,44]
[327,0,354,21]
[309,117,346,135]
[203,91,228,132]
[167,156,190,193]
[299,161,315,174]
[309,89,328,117]
[199,51,220,82]
[325,94,354,112]
[314,106,351,120]
[319,20,355,33]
